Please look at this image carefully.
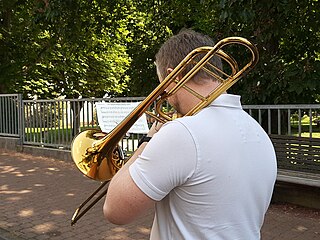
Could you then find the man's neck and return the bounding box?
[181,80,222,115]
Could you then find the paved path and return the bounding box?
[1,149,319,240]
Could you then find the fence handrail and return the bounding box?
[22,96,146,103]
[244,104,320,109]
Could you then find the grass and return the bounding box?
[295,132,320,138]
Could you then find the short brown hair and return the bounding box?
[155,29,222,84]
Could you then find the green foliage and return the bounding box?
[124,2,172,96]
[1,0,319,104]
[1,0,133,98]
[129,0,320,103]
[216,0,320,104]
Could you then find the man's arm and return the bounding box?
[103,123,160,225]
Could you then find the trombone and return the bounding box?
[70,36,259,225]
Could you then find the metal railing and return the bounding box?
[244,104,320,138]
[22,97,147,153]
[1,94,320,152]
[0,94,22,137]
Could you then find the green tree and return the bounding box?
[1,0,133,99]
[216,0,320,104]
[1,0,319,106]
[124,1,172,96]
[132,0,320,104]
[0,0,30,93]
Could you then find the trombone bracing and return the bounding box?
[70,37,259,225]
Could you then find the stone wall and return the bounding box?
[0,136,71,162]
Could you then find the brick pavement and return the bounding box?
[1,149,319,240]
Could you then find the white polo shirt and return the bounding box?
[129,94,277,240]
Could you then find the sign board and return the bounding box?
[95,102,149,134]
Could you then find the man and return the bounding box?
[104,29,277,239]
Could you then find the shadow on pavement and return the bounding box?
[1,149,319,240]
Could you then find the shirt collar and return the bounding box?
[209,93,242,109]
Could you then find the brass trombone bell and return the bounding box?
[71,129,125,182]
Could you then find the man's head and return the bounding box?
[155,29,223,115]
[155,29,222,84]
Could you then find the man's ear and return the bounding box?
[166,68,174,75]
[167,68,181,80]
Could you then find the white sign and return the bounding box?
[95,102,149,134]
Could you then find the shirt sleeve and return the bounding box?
[129,120,197,201]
